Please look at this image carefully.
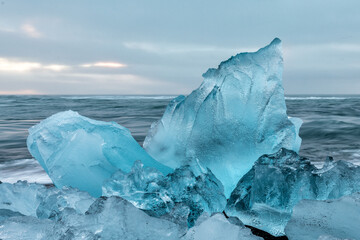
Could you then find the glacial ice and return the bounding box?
[0,195,181,240]
[27,110,172,197]
[285,193,360,240]
[0,182,262,240]
[0,181,47,217]
[53,196,182,240]
[144,38,302,196]
[0,181,94,219]
[225,148,360,236]
[0,216,55,240]
[5,38,357,239]
[102,160,227,228]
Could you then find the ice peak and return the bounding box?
[258,37,282,54]
[203,38,282,80]
[269,37,281,47]
[144,38,301,197]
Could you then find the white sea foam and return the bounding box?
[0,158,51,184]
[339,149,360,165]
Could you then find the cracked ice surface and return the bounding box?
[0,182,260,240]
[0,194,181,240]
[144,38,302,196]
[0,181,94,219]
[285,193,360,240]
[102,160,227,228]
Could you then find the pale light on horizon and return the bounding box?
[0,58,42,72]
[0,89,41,95]
[0,58,69,73]
[43,64,69,71]
[81,62,127,68]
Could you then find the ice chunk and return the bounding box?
[0,216,55,240]
[317,236,346,240]
[0,196,181,240]
[102,160,227,228]
[27,110,172,197]
[182,213,261,240]
[0,210,24,222]
[36,185,95,220]
[285,193,360,240]
[144,38,302,196]
[0,181,94,220]
[0,181,46,217]
[56,196,181,239]
[225,149,360,236]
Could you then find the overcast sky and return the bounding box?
[0,0,359,95]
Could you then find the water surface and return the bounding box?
[0,95,359,184]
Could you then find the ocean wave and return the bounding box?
[61,95,178,100]
[285,96,355,100]
[0,158,51,184]
[340,149,360,161]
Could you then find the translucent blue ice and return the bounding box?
[0,195,182,240]
[0,182,261,240]
[285,193,360,240]
[225,149,360,236]
[0,181,47,217]
[144,38,302,196]
[27,110,172,197]
[0,181,94,220]
[102,160,227,228]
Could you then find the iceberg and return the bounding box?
[144,38,302,196]
[9,38,357,239]
[102,160,227,228]
[285,193,360,240]
[27,110,172,197]
[225,148,360,236]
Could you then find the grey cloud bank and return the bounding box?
[0,0,359,94]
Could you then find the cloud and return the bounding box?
[285,43,360,53]
[80,62,127,68]
[0,58,69,72]
[0,27,16,33]
[0,58,41,72]
[283,43,360,71]
[0,58,128,73]
[1,1,360,94]
[326,43,360,52]
[43,64,69,71]
[21,23,42,38]
[123,42,256,54]
[0,71,186,95]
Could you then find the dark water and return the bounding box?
[0,95,359,184]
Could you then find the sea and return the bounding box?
[0,95,359,185]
